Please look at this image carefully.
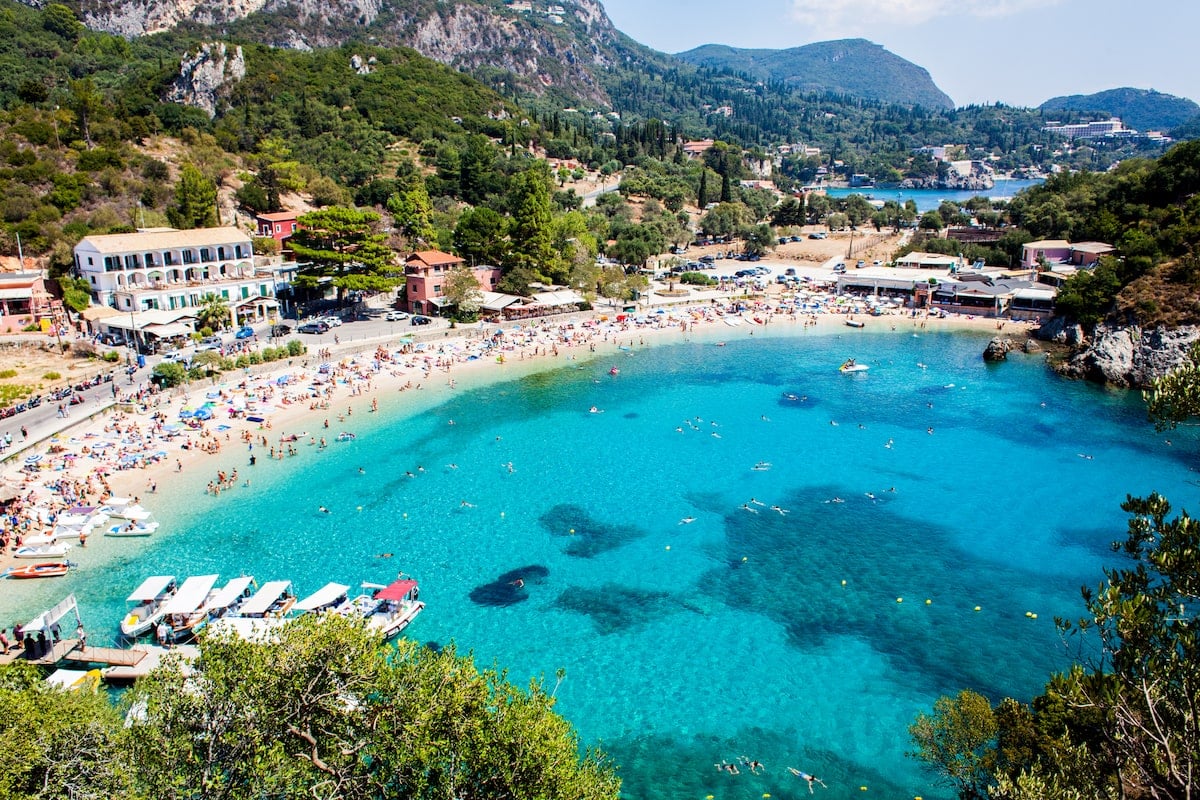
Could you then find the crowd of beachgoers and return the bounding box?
[0,294,1034,573]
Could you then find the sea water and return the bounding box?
[825,178,1044,213]
[3,324,1196,800]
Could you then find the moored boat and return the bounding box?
[4,562,72,579]
[182,576,256,639]
[120,575,178,639]
[105,517,160,537]
[156,574,220,644]
[13,543,71,559]
[349,578,424,640]
[293,582,352,615]
[45,668,102,692]
[207,580,295,640]
[844,320,866,329]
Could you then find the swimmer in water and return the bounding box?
[319,506,331,514]
[679,516,697,524]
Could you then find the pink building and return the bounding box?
[403,251,501,315]
[1022,239,1114,269]
[255,211,300,246]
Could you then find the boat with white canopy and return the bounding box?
[119,575,178,638]
[157,574,219,644]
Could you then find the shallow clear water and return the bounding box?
[4,324,1196,800]
[825,178,1044,212]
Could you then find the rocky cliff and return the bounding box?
[1051,323,1200,388]
[26,0,623,105]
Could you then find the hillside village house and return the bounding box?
[255,211,300,247]
[403,250,501,315]
[73,227,279,345]
[0,258,58,334]
[1021,239,1114,270]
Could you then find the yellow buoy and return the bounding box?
[1031,613,1038,619]
[925,599,932,605]
[357,506,363,511]
[500,511,505,517]
[402,512,408,518]
[742,556,748,562]
[1025,611,1032,617]
[860,787,868,792]
[896,597,903,603]
[974,606,981,612]
[841,579,847,586]
[665,545,671,551]
[569,528,575,533]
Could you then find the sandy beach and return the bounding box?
[0,294,1034,576]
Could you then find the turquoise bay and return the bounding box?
[4,324,1194,800]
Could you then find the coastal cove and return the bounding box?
[2,321,1195,800]
[825,178,1045,212]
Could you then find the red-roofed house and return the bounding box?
[403,251,502,315]
[256,211,300,246]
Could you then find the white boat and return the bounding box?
[14,543,72,559]
[183,576,256,639]
[105,518,160,537]
[98,496,135,517]
[839,359,869,373]
[114,504,154,522]
[120,575,178,639]
[294,582,351,615]
[45,668,102,692]
[233,580,296,619]
[157,575,220,644]
[348,578,424,640]
[207,580,296,641]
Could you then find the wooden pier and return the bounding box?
[0,639,149,669]
[0,638,81,667]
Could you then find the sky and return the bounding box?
[597,0,1200,109]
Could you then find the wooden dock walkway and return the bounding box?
[0,639,148,668]
[64,644,147,667]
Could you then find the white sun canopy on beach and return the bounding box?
[294,582,349,613]
[160,575,220,616]
[125,575,175,603]
[237,580,291,616]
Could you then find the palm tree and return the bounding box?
[196,293,231,332]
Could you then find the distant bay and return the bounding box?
[825,178,1044,212]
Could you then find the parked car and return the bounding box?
[199,335,222,347]
[235,326,255,339]
[196,341,221,353]
[833,262,847,273]
[97,332,125,346]
[411,315,433,326]
[297,321,330,334]
[808,232,827,240]
[318,315,343,327]
[385,310,409,321]
[161,350,189,363]
[269,323,293,337]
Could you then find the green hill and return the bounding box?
[673,39,955,110]
[1039,87,1200,133]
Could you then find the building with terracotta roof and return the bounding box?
[403,251,500,315]
[255,211,300,246]
[73,227,278,328]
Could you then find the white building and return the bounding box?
[73,227,278,326]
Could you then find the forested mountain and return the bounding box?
[1039,87,1200,134]
[674,39,954,110]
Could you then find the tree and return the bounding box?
[443,263,483,321]
[387,176,437,247]
[454,207,508,268]
[152,362,188,388]
[697,169,709,209]
[128,616,618,800]
[290,207,398,300]
[506,167,556,279]
[1144,342,1200,431]
[167,164,219,230]
[57,276,91,316]
[1055,493,1200,800]
[66,78,105,148]
[700,202,748,239]
[42,3,82,39]
[908,689,998,800]
[196,293,231,331]
[919,210,945,231]
[0,661,136,799]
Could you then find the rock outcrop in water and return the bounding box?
[1052,323,1200,388]
[982,337,1013,362]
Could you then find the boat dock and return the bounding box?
[0,638,82,667]
[1,639,147,668]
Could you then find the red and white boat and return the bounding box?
[4,562,72,579]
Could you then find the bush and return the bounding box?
[0,369,16,379]
[151,362,187,388]
[286,340,304,357]
[679,271,715,286]
[248,352,262,365]
[101,351,120,363]
[42,371,61,380]
[235,355,250,369]
[0,384,33,406]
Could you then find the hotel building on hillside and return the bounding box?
[73,227,280,339]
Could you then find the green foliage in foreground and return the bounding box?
[0,616,619,800]
[1144,342,1200,431]
[909,493,1200,800]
